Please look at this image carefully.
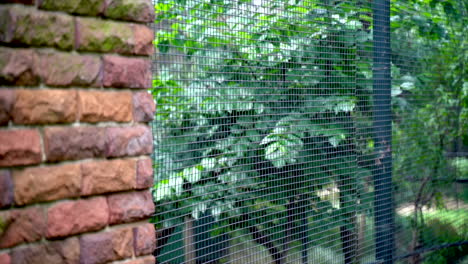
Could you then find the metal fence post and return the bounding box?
[372,0,394,263]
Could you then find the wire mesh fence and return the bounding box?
[150,0,467,263]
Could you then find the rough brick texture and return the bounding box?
[0,89,14,125]
[0,0,156,261]
[44,127,106,162]
[108,191,154,225]
[0,5,73,50]
[133,24,154,56]
[12,89,77,124]
[76,18,134,55]
[103,55,151,88]
[37,51,102,87]
[0,253,11,264]
[39,0,105,16]
[0,129,42,167]
[104,0,155,23]
[81,159,136,195]
[0,47,38,86]
[117,256,156,264]
[47,197,109,238]
[80,227,133,264]
[0,170,14,208]
[133,91,155,122]
[78,91,132,123]
[10,237,80,264]
[133,223,156,256]
[106,125,153,158]
[137,158,153,189]
[0,207,46,248]
[13,163,81,205]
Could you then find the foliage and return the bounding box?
[151,0,467,262]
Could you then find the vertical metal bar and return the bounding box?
[372,0,394,263]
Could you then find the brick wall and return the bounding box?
[0,1,156,263]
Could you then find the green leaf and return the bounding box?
[183,166,202,183]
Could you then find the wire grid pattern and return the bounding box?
[151,0,467,263]
[389,0,468,262]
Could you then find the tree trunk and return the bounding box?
[184,216,196,264]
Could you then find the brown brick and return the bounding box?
[13,163,81,205]
[137,158,153,189]
[0,207,46,248]
[0,253,10,264]
[0,89,14,125]
[0,5,73,50]
[108,191,154,225]
[104,0,155,23]
[81,159,136,196]
[133,223,155,256]
[37,51,101,87]
[112,227,134,260]
[10,237,79,264]
[39,0,105,16]
[132,91,155,122]
[79,227,133,264]
[0,170,13,208]
[103,55,151,89]
[47,197,109,238]
[0,129,42,167]
[78,91,132,123]
[117,256,155,264]
[106,125,152,158]
[0,47,39,86]
[44,126,106,162]
[79,231,113,264]
[12,89,77,125]
[133,24,153,56]
[76,17,134,55]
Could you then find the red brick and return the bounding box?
[106,125,152,158]
[0,207,46,248]
[12,89,77,124]
[132,91,155,122]
[81,159,136,196]
[44,126,106,162]
[133,223,155,256]
[133,24,154,56]
[76,17,134,55]
[0,170,14,208]
[137,158,153,189]
[0,129,42,167]
[0,47,39,86]
[0,253,10,264]
[0,5,73,50]
[78,91,132,123]
[79,227,133,264]
[13,163,81,205]
[0,89,14,125]
[37,51,101,87]
[108,190,154,225]
[103,55,151,89]
[47,197,109,238]
[39,0,104,16]
[10,237,80,264]
[104,0,155,23]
